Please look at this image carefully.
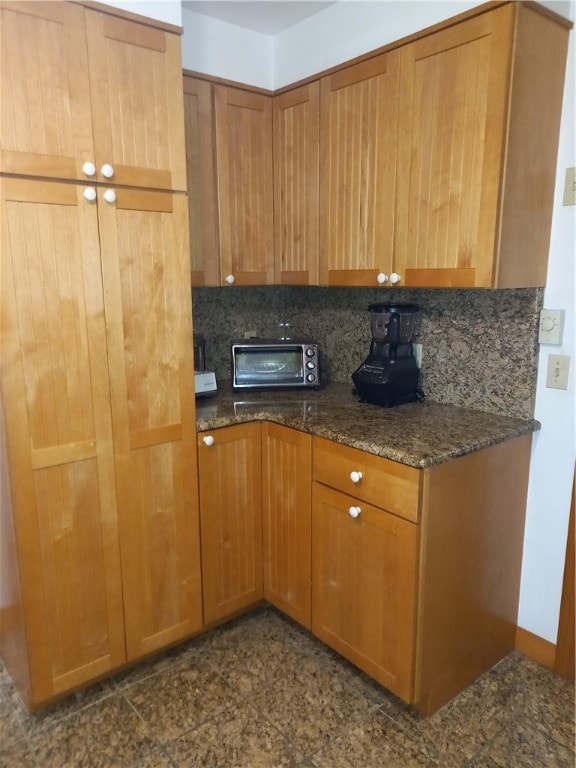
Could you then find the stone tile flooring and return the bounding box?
[0,607,574,767]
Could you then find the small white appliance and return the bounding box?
[194,370,217,397]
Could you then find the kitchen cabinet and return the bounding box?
[214,86,275,286]
[183,75,220,286]
[0,1,187,191]
[262,424,312,628]
[197,423,264,624]
[319,53,401,287]
[311,438,419,701]
[395,2,569,288]
[0,3,201,710]
[273,83,320,285]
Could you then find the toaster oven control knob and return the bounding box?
[306,373,316,382]
[82,161,96,177]
[100,163,115,179]
[350,470,363,484]
[390,272,401,284]
[225,274,235,285]
[306,361,315,369]
[202,435,215,447]
[348,506,362,519]
[305,347,315,357]
[377,272,389,285]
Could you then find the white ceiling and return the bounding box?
[182,1,338,34]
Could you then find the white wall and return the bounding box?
[182,8,273,88]
[180,0,575,644]
[101,0,182,26]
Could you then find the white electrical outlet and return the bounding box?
[546,354,570,390]
[539,309,565,345]
[244,329,257,339]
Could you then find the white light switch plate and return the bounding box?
[539,309,565,345]
[563,167,576,206]
[546,354,570,390]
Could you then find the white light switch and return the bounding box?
[546,355,570,390]
[539,309,565,345]
[563,167,576,206]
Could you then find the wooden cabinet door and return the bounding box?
[273,83,320,285]
[183,76,219,286]
[319,52,400,287]
[214,87,274,285]
[85,9,187,191]
[0,178,126,706]
[0,2,94,182]
[197,423,263,624]
[98,187,202,660]
[312,482,418,702]
[395,5,515,288]
[262,424,312,628]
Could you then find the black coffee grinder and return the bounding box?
[352,303,423,407]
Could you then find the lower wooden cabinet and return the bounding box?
[262,424,312,628]
[197,423,263,624]
[312,482,418,701]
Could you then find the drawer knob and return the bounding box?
[101,163,115,179]
[202,435,215,446]
[350,471,363,483]
[348,506,361,519]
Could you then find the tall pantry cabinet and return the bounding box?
[0,1,202,710]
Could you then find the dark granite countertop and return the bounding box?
[195,382,540,469]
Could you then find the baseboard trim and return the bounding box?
[515,626,557,670]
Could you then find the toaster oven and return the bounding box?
[231,339,320,390]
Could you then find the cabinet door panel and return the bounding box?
[0,179,125,705]
[273,83,320,285]
[396,6,514,287]
[86,9,187,191]
[319,53,400,285]
[262,424,312,628]
[98,188,202,659]
[0,2,94,182]
[312,483,417,702]
[198,423,263,624]
[183,76,219,286]
[214,87,274,285]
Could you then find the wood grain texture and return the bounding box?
[197,423,263,625]
[262,424,312,628]
[554,470,575,679]
[214,86,274,285]
[395,5,515,287]
[183,76,220,285]
[98,188,202,660]
[273,83,320,285]
[415,435,532,715]
[319,53,400,285]
[311,482,418,702]
[86,8,187,190]
[0,178,126,706]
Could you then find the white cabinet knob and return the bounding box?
[350,471,363,483]
[101,163,114,179]
[82,161,96,177]
[83,187,97,201]
[103,188,116,203]
[203,435,215,446]
[390,272,401,285]
[376,272,389,285]
[225,274,235,285]
[348,506,362,519]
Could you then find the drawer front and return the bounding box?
[312,436,421,522]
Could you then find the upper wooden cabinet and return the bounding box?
[0,2,187,191]
[273,83,320,285]
[319,53,401,287]
[183,76,220,286]
[396,2,569,288]
[214,86,275,286]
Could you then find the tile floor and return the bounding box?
[0,607,574,768]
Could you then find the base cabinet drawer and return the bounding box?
[311,482,418,702]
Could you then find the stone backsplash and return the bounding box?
[192,286,543,419]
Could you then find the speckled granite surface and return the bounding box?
[192,286,542,420]
[196,382,539,468]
